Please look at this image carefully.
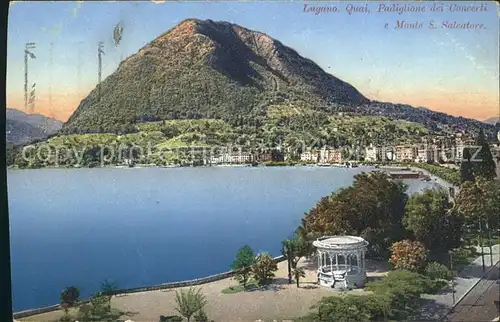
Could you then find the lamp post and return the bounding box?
[487,221,493,267]
[24,42,36,112]
[449,250,456,307]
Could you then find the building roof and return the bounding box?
[313,236,369,251]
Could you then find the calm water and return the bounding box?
[7,166,440,311]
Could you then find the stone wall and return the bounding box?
[13,255,286,319]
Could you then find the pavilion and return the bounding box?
[313,236,369,289]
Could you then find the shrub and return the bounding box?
[365,270,437,320]
[252,252,278,285]
[389,240,427,271]
[424,261,453,280]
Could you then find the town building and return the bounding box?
[319,147,342,163]
[364,144,378,162]
[394,145,417,162]
[300,150,319,162]
[455,138,465,163]
[210,152,254,164]
[415,144,430,163]
[257,149,285,162]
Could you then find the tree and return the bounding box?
[60,286,80,313]
[281,239,296,284]
[403,189,464,251]
[454,178,500,259]
[81,293,123,321]
[282,234,311,285]
[389,240,427,271]
[292,266,306,288]
[231,245,255,289]
[252,252,278,286]
[360,227,393,260]
[99,279,118,310]
[174,287,207,322]
[455,178,500,231]
[300,172,408,257]
[460,147,475,183]
[473,128,496,180]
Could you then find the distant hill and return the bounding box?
[6,108,63,144]
[60,18,495,139]
[484,116,499,125]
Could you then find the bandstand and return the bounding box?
[313,236,369,289]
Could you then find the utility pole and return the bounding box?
[479,218,485,271]
[24,42,36,112]
[76,41,83,96]
[49,42,53,111]
[98,41,105,101]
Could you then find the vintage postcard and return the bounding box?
[5,1,500,321]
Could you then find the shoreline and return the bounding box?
[12,255,287,319]
[7,162,457,187]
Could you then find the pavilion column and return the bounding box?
[317,251,321,270]
[335,254,339,271]
[349,253,352,270]
[329,253,333,274]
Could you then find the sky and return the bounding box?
[6,1,500,122]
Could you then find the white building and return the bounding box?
[300,150,318,162]
[455,138,465,163]
[364,144,378,162]
[210,152,253,164]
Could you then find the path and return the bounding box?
[443,262,499,321]
[19,257,389,322]
[416,244,500,321]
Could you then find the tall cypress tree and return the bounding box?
[460,147,475,183]
[473,128,496,180]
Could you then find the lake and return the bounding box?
[7,166,441,311]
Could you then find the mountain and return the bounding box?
[61,18,496,138]
[484,117,499,125]
[61,18,368,134]
[6,108,63,144]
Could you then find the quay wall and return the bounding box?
[13,255,286,319]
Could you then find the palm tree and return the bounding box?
[281,238,297,284]
[174,287,207,322]
[292,267,306,288]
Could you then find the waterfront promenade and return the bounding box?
[416,244,500,321]
[19,257,389,322]
[444,262,499,321]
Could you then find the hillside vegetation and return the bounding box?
[13,115,433,168]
